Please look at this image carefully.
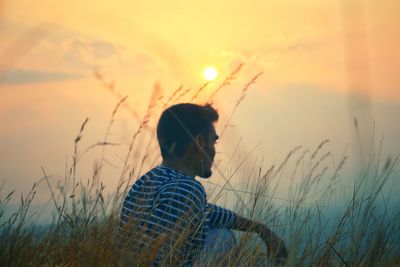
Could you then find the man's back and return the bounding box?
[119,165,236,266]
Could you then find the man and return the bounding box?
[119,103,287,266]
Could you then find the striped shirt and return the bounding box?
[119,165,237,266]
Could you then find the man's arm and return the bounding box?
[207,203,288,262]
[207,203,236,228]
[231,214,288,262]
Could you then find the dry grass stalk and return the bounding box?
[1,68,400,267]
[207,63,244,102]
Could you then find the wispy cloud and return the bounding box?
[91,41,117,59]
[0,69,83,85]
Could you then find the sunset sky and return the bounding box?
[1,0,399,209]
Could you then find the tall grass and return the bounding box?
[1,65,399,266]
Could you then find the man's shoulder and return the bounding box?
[137,165,206,198]
[135,166,172,184]
[163,176,204,191]
[158,178,206,202]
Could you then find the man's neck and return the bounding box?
[161,159,196,178]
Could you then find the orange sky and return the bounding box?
[1,0,399,207]
[1,0,399,97]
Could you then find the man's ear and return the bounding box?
[193,134,204,152]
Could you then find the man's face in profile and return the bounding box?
[198,124,219,178]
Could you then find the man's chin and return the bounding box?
[199,169,212,179]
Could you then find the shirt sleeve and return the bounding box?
[206,203,237,229]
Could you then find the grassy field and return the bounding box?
[1,67,399,266]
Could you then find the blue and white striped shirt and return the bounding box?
[119,165,237,266]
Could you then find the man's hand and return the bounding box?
[231,214,288,264]
[259,228,288,263]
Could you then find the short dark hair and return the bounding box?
[156,103,219,159]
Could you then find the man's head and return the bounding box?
[156,103,219,178]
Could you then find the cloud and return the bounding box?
[62,39,120,69]
[91,41,117,59]
[0,23,53,72]
[0,19,28,35]
[0,69,83,85]
[0,19,123,74]
[0,18,192,85]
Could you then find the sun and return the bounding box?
[203,66,218,81]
